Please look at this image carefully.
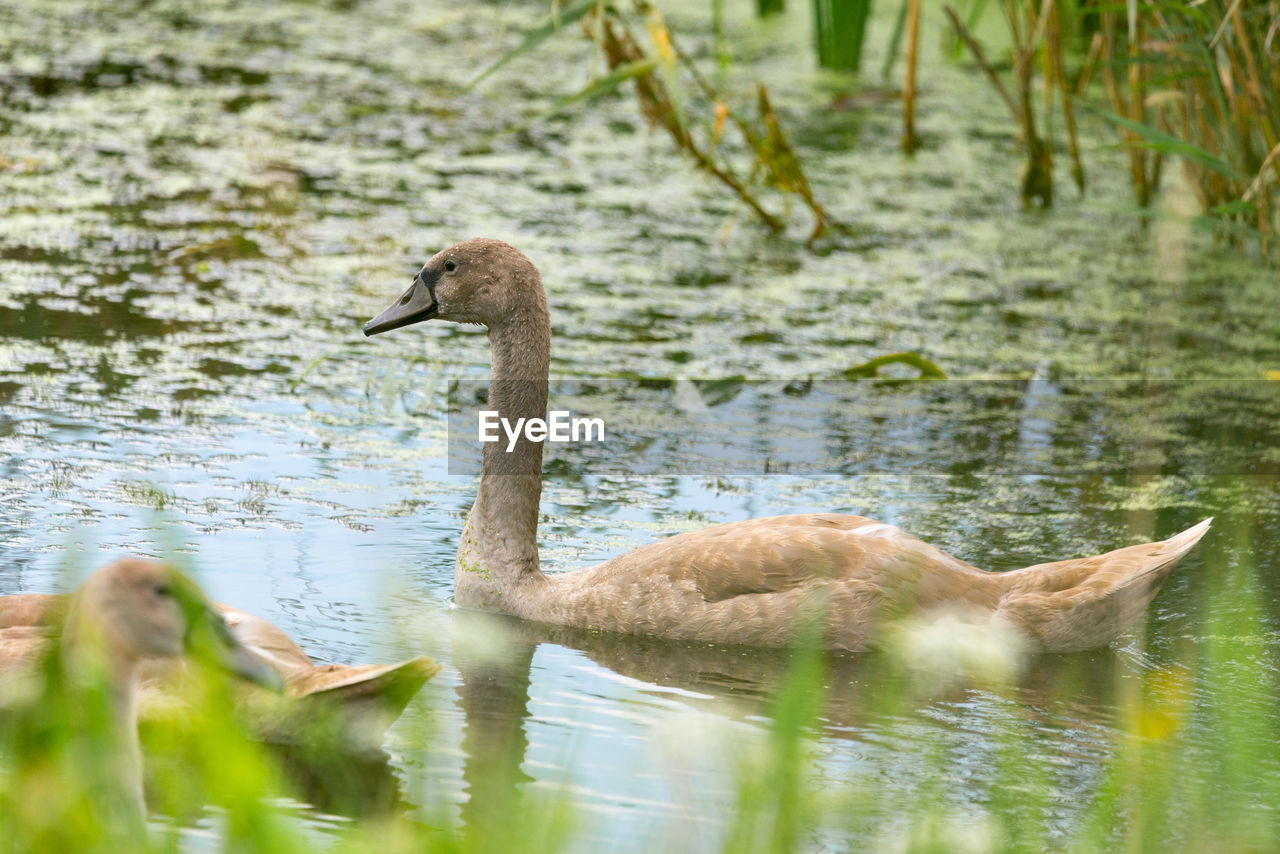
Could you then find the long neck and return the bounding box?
[60,611,148,818]
[455,299,551,611]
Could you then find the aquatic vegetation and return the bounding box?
[812,0,874,72]
[118,480,179,512]
[943,0,1085,208]
[1094,0,1280,259]
[471,1,832,244]
[842,350,946,379]
[943,0,1278,258]
[901,0,923,153]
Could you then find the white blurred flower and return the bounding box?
[887,608,1029,691]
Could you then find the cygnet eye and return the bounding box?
[444,259,457,272]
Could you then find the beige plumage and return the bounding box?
[364,238,1210,653]
[209,604,440,748]
[0,558,280,813]
[1,579,440,746]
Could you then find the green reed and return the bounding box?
[812,0,874,72]
[1096,0,1280,260]
[469,1,833,245]
[944,0,1278,259]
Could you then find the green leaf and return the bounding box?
[506,59,656,134]
[880,0,908,82]
[555,58,655,111]
[1090,108,1247,182]
[1209,200,1257,217]
[843,352,946,379]
[466,0,601,92]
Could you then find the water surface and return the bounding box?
[1,0,1278,848]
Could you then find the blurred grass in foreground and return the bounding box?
[0,508,1276,853]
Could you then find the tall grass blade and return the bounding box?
[1093,108,1248,182]
[466,0,600,91]
[812,0,872,72]
[880,0,909,83]
[506,59,657,135]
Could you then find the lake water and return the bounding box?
[1,0,1278,849]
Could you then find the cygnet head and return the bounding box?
[363,238,544,335]
[66,559,279,689]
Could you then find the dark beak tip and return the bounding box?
[261,669,286,693]
[363,275,438,337]
[237,651,284,692]
[362,313,391,337]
